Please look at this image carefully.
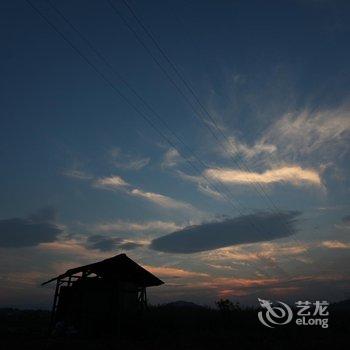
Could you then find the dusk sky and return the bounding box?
[1,0,350,308]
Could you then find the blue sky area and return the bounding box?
[0,0,350,308]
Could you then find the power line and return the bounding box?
[109,0,301,241]
[44,0,249,215]
[108,0,280,210]
[46,1,288,253]
[25,0,292,277]
[46,1,296,254]
[25,0,254,222]
[108,0,313,262]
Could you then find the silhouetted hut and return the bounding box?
[42,254,164,333]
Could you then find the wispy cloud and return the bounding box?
[93,175,199,212]
[161,148,183,168]
[109,147,150,170]
[161,151,224,201]
[262,107,350,161]
[177,170,225,200]
[205,166,321,187]
[144,265,208,278]
[85,235,145,252]
[226,136,277,159]
[62,169,93,180]
[197,183,225,200]
[130,188,195,210]
[202,241,311,265]
[198,274,350,299]
[93,220,182,234]
[321,240,350,249]
[210,105,350,191]
[94,175,129,189]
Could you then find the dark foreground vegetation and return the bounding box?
[1,300,349,350]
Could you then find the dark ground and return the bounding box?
[0,302,349,350]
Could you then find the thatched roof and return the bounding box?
[42,253,164,287]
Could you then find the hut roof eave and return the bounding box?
[42,253,164,287]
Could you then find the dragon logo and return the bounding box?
[258,298,293,328]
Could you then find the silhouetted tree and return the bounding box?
[216,299,241,312]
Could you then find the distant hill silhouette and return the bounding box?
[164,300,205,309]
[331,299,350,311]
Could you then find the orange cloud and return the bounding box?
[321,240,350,249]
[203,242,310,264]
[145,265,209,278]
[205,165,321,186]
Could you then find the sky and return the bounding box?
[1,0,350,308]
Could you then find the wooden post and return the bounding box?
[144,287,147,309]
[117,281,121,339]
[49,278,60,333]
[138,286,147,311]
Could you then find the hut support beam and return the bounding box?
[138,287,147,310]
[49,278,60,332]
